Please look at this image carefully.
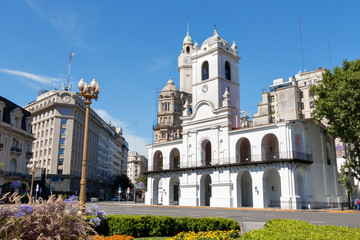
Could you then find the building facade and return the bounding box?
[24,90,128,199]
[253,68,325,126]
[0,96,34,195]
[127,151,147,184]
[145,30,344,209]
[153,78,183,144]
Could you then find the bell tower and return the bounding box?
[178,29,193,95]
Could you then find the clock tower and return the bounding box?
[178,31,193,94]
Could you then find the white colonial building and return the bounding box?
[145,30,345,209]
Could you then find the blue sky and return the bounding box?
[1,0,359,156]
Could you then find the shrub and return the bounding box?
[242,219,360,240]
[88,215,240,237]
[169,230,240,240]
[0,192,94,239]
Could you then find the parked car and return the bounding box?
[111,196,119,201]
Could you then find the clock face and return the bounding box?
[202,84,208,93]
[62,95,71,103]
[184,57,191,64]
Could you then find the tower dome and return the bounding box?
[162,77,179,92]
[183,32,193,44]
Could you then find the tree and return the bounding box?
[136,173,148,188]
[310,59,360,180]
[112,174,133,196]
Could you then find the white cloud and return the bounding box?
[0,68,61,86]
[25,0,97,51]
[123,133,150,157]
[147,57,172,72]
[93,108,127,128]
[93,108,150,156]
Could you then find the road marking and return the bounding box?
[309,221,325,224]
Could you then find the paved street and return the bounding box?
[87,202,360,228]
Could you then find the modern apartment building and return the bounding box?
[127,151,147,184]
[253,68,325,126]
[0,96,34,195]
[24,89,128,199]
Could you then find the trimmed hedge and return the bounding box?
[242,219,360,240]
[87,215,240,237]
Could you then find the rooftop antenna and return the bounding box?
[299,17,305,72]
[66,51,74,90]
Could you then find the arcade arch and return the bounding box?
[263,168,281,207]
[261,134,279,160]
[200,173,212,206]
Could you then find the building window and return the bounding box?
[57,170,63,175]
[62,108,68,115]
[202,61,209,80]
[61,118,67,125]
[60,138,65,145]
[58,158,64,165]
[225,61,231,80]
[300,91,304,98]
[10,159,16,172]
[310,101,315,109]
[60,128,66,135]
[186,46,190,53]
[59,148,65,155]
[301,102,304,110]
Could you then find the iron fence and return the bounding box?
[270,200,352,211]
[148,150,313,171]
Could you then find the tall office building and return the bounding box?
[0,96,34,195]
[24,89,128,199]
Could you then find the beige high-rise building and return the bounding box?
[127,151,147,184]
[153,78,183,143]
[24,89,128,199]
[253,68,325,126]
[0,96,34,195]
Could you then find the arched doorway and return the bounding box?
[169,175,180,205]
[153,151,163,170]
[201,140,212,166]
[200,174,212,206]
[295,168,305,207]
[170,148,180,169]
[237,171,253,207]
[263,168,281,207]
[261,134,279,160]
[236,138,251,163]
[152,176,162,205]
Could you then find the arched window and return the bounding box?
[225,61,231,80]
[202,61,209,80]
[186,46,190,53]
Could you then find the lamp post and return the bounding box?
[77,78,100,215]
[27,158,40,204]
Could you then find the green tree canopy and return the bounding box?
[310,59,360,179]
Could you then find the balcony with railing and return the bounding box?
[10,147,22,155]
[146,150,313,172]
[0,170,31,180]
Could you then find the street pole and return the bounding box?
[27,158,40,204]
[77,78,100,215]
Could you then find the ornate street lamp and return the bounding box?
[27,158,40,204]
[77,78,100,215]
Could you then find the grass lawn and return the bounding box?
[134,237,242,240]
